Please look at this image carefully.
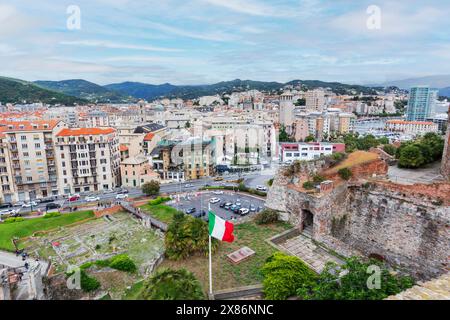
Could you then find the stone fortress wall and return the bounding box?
[266,157,450,280]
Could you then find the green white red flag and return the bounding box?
[208,211,234,243]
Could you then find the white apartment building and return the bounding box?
[279,142,346,163]
[0,120,68,201]
[55,127,121,195]
[385,120,439,136]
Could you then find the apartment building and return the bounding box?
[385,120,439,136]
[150,137,215,181]
[0,132,16,203]
[306,89,326,112]
[120,154,160,188]
[279,142,346,163]
[0,120,68,201]
[54,127,121,195]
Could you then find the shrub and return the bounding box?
[312,175,325,183]
[261,252,317,300]
[80,270,101,292]
[332,152,345,161]
[44,212,61,218]
[254,209,279,225]
[382,144,397,156]
[142,180,160,196]
[267,178,274,186]
[66,269,100,292]
[165,212,217,260]
[338,168,352,180]
[297,256,414,300]
[2,217,25,224]
[148,196,171,206]
[109,254,137,272]
[302,181,315,190]
[143,268,205,300]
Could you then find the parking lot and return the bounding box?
[168,190,266,221]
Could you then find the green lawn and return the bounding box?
[122,280,145,300]
[159,220,292,292]
[0,211,95,251]
[139,204,179,224]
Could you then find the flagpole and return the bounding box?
[208,203,213,296]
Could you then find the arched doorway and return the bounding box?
[301,209,314,235]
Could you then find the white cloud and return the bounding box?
[59,40,183,52]
[201,0,293,17]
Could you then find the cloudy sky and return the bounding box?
[1,0,449,85]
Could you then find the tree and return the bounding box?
[297,257,414,300]
[305,135,315,142]
[382,144,396,156]
[278,125,293,142]
[398,145,425,168]
[142,180,160,196]
[185,121,191,128]
[294,98,306,106]
[261,252,317,300]
[143,268,205,300]
[165,212,216,260]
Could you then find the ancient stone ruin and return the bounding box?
[267,152,450,280]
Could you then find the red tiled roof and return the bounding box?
[56,127,116,137]
[119,145,129,152]
[0,120,61,132]
[143,132,155,141]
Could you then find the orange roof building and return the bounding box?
[56,127,116,137]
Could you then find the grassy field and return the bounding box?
[0,211,95,251]
[122,280,145,300]
[139,204,179,224]
[158,220,292,293]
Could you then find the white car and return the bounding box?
[256,185,267,191]
[239,208,250,215]
[212,190,224,195]
[22,201,38,208]
[184,184,194,188]
[85,196,100,202]
[116,193,129,199]
[0,209,19,216]
[209,197,221,204]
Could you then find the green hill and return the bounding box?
[35,79,135,103]
[0,77,87,105]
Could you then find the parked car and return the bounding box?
[212,190,224,195]
[22,201,38,208]
[224,203,232,210]
[209,197,220,204]
[249,204,257,212]
[239,208,250,216]
[69,195,80,202]
[46,203,61,210]
[13,201,25,207]
[184,184,194,188]
[185,207,196,214]
[213,177,224,181]
[0,208,20,216]
[116,193,128,199]
[39,197,55,204]
[120,188,129,194]
[0,203,13,210]
[219,202,226,208]
[256,185,267,191]
[85,196,100,202]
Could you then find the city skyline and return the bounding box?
[1,0,450,85]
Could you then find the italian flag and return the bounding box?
[208,211,235,243]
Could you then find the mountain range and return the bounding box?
[1,75,449,105]
[369,75,450,97]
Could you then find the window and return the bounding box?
[27,176,32,182]
[21,136,27,141]
[36,151,42,156]
[35,143,41,149]
[23,152,29,157]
